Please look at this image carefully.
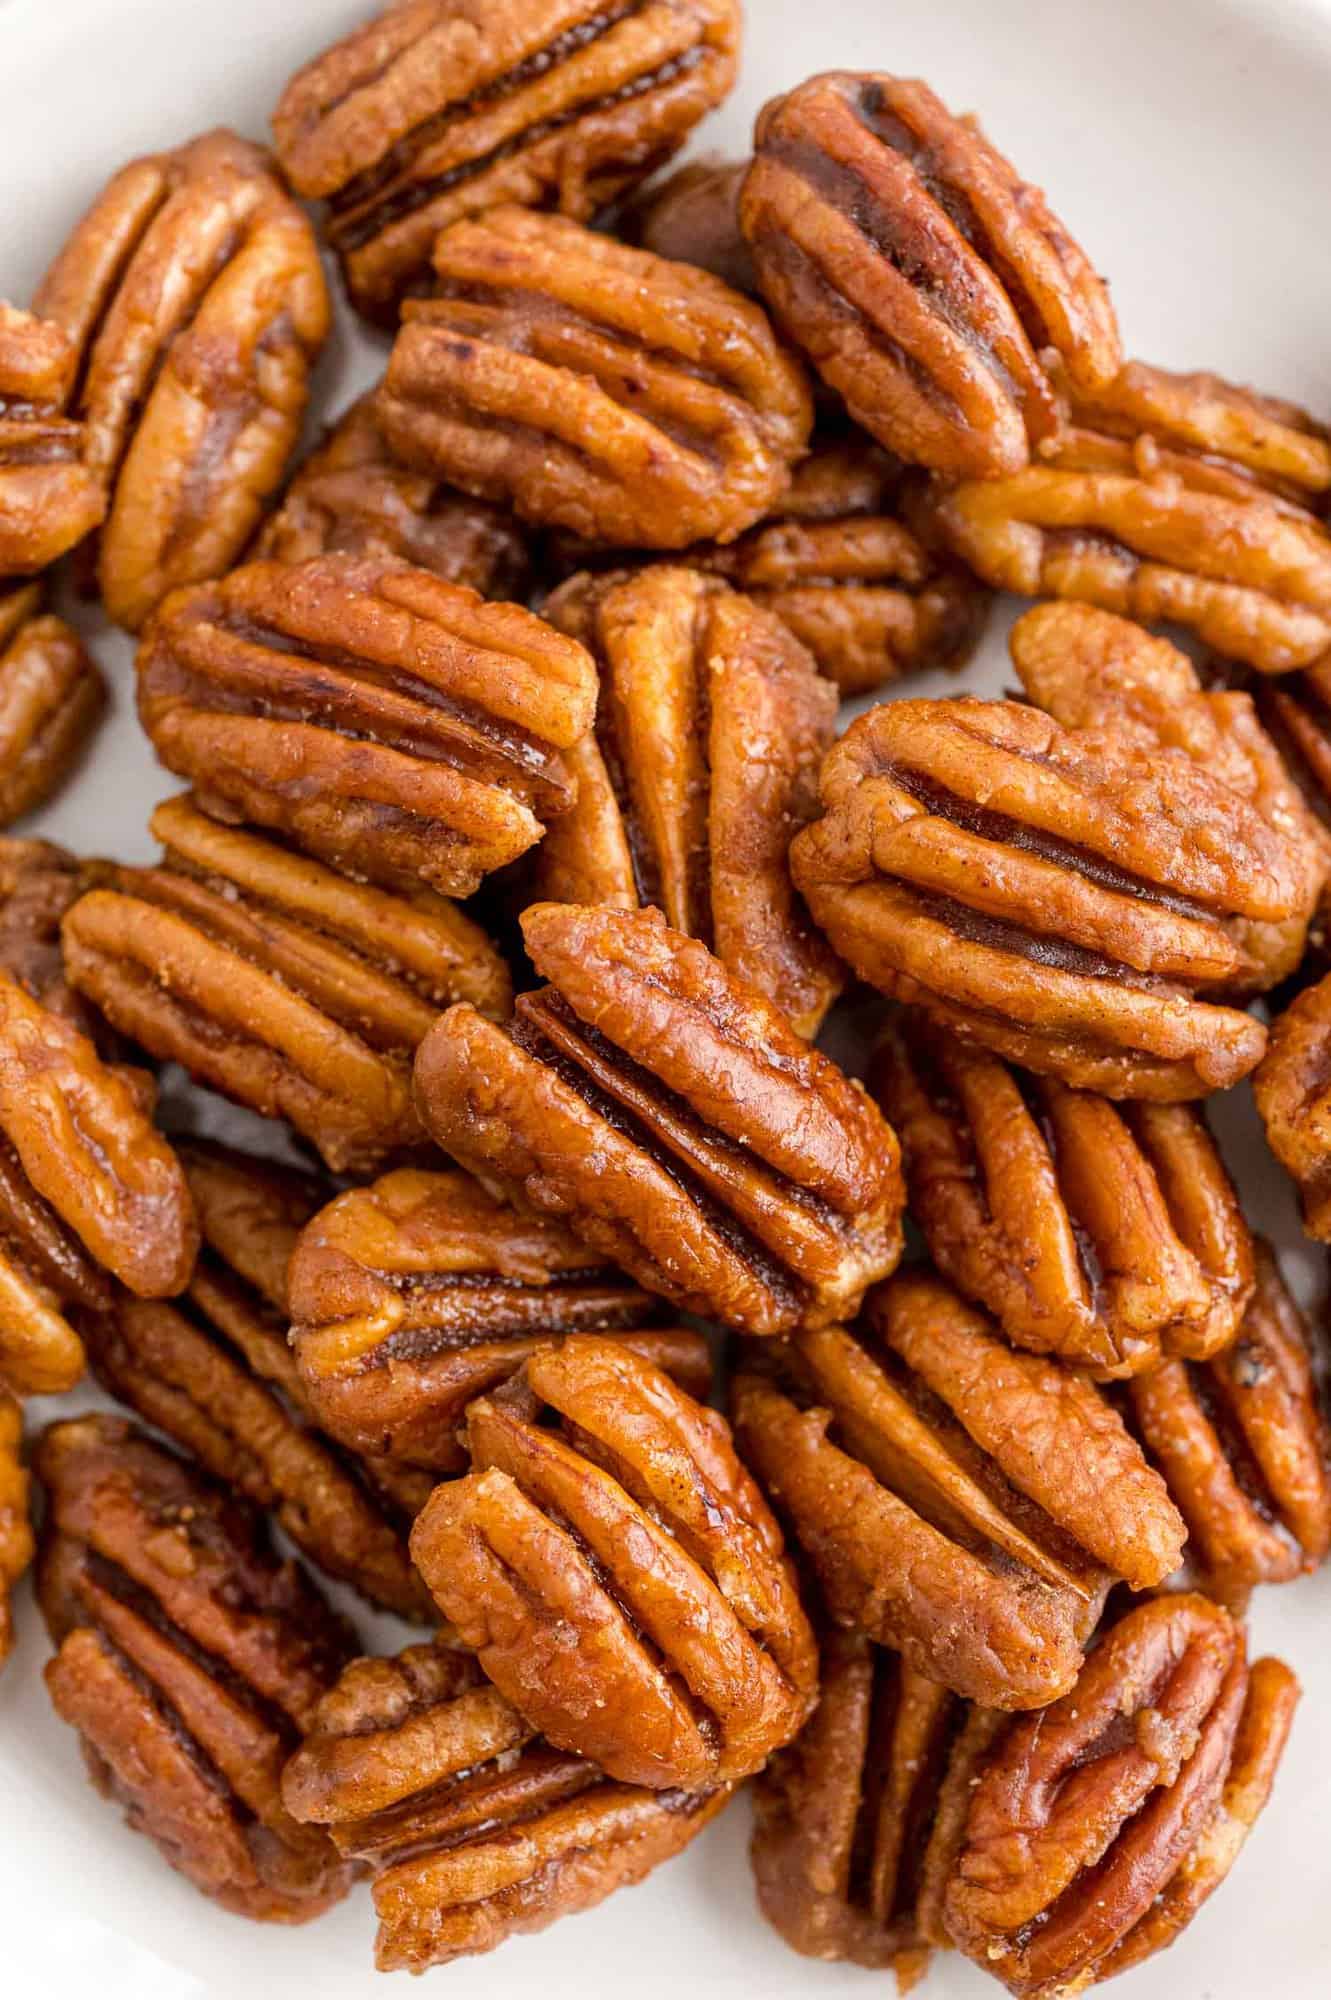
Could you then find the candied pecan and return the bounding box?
[0,580,105,825]
[288,1163,709,1469]
[945,1594,1299,1997]
[61,794,510,1174]
[874,1015,1254,1377]
[788,696,1280,1099]
[411,1337,817,1789]
[37,1414,356,1922]
[0,1392,32,1667]
[377,206,813,548]
[1254,969,1331,1239]
[626,156,754,289]
[272,0,742,321]
[413,902,903,1335]
[739,73,1120,478]
[33,130,329,631]
[540,566,842,1034]
[731,1270,1186,1709]
[136,552,598,896]
[0,832,88,1011]
[0,303,104,576]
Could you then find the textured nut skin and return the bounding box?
[377,206,813,549]
[137,552,598,897]
[411,1337,817,1790]
[732,1269,1186,1709]
[0,834,108,1039]
[875,1015,1255,1377]
[945,1595,1299,1998]
[33,131,330,631]
[1130,1243,1331,1607]
[541,566,843,1035]
[0,304,104,576]
[273,0,742,321]
[37,1415,356,1923]
[0,1392,31,1667]
[288,1163,708,1470]
[789,696,1281,1099]
[1254,969,1331,1240]
[740,73,1119,478]
[414,902,904,1336]
[0,582,105,825]
[628,156,754,290]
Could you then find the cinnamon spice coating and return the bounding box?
[1254,969,1331,1240]
[0,582,105,825]
[0,304,104,576]
[0,1392,32,1667]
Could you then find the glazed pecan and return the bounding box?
[0,303,103,576]
[411,1337,818,1789]
[874,1014,1254,1377]
[61,794,510,1174]
[136,553,598,897]
[1254,969,1331,1239]
[413,902,904,1336]
[1130,1243,1331,1607]
[33,130,329,631]
[377,207,813,548]
[0,1392,32,1667]
[281,1640,731,1971]
[287,1163,709,1470]
[0,581,105,825]
[945,1594,1299,1997]
[627,156,754,290]
[789,697,1282,1098]
[731,1270,1186,1709]
[540,566,842,1034]
[38,1414,356,1922]
[273,0,742,321]
[739,72,1120,478]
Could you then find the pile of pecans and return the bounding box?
[3,4,1331,1993]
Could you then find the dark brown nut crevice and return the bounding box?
[0,1392,31,1667]
[1254,969,1331,1240]
[0,303,104,577]
[414,902,904,1336]
[0,581,106,826]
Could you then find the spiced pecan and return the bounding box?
[136,553,598,897]
[411,1336,818,1789]
[287,1163,709,1470]
[874,1014,1254,1377]
[627,156,754,290]
[1254,969,1331,1240]
[0,833,95,1022]
[61,794,510,1174]
[0,1392,31,1667]
[0,580,105,825]
[413,902,904,1335]
[272,0,742,321]
[1254,658,1331,864]
[731,1269,1186,1709]
[945,1594,1299,1997]
[377,207,813,548]
[33,130,329,631]
[37,1414,356,1922]
[788,696,1280,1098]
[739,73,1120,478]
[0,303,103,576]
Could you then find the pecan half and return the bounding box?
[288,1163,709,1469]
[37,1414,356,1922]
[0,1392,32,1667]
[1254,969,1331,1239]
[272,0,742,321]
[0,833,90,1017]
[411,1337,817,1789]
[0,581,105,825]
[0,303,104,576]
[739,73,1120,478]
[874,1014,1254,1377]
[377,206,813,548]
[945,1594,1299,1997]
[413,902,904,1335]
[33,130,330,631]
[136,553,598,896]
[731,1270,1186,1709]
[788,697,1279,1098]
[627,156,754,290]
[61,793,510,1174]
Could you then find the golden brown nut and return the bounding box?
[33,130,330,631]
[731,1269,1187,1709]
[0,1392,31,1667]
[875,1015,1254,1377]
[789,697,1285,1098]
[1254,969,1331,1239]
[61,794,510,1174]
[136,553,598,897]
[377,207,813,548]
[411,1337,817,1789]
[0,303,104,576]
[288,1163,710,1470]
[540,566,842,1035]
[38,1414,356,1923]
[945,1594,1299,1997]
[281,1640,731,1971]
[0,581,105,825]
[272,0,742,322]
[414,902,904,1336]
[1130,1243,1331,1607]
[739,73,1120,478]
[627,156,754,291]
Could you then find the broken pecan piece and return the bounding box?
[0,581,105,825]
[731,1269,1186,1709]
[1254,969,1331,1239]
[411,1337,817,1789]
[0,303,104,576]
[38,1413,356,1922]
[413,902,904,1335]
[377,206,813,548]
[627,156,754,290]
[0,1392,32,1667]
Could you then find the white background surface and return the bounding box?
[1,0,1329,1994]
